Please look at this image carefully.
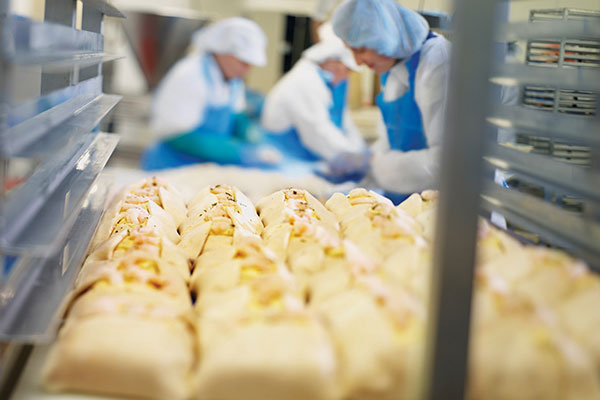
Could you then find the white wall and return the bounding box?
[245,11,287,93]
[192,0,245,19]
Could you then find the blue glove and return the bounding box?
[167,126,281,167]
[241,144,283,167]
[328,150,371,176]
[167,129,245,164]
[317,150,371,183]
[233,113,263,143]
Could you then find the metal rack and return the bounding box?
[0,0,123,349]
[424,2,600,399]
[516,8,599,205]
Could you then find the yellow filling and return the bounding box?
[92,279,111,289]
[210,225,235,236]
[325,246,345,257]
[113,215,148,230]
[240,265,264,282]
[115,236,135,252]
[136,259,160,274]
[248,292,284,313]
[116,258,160,274]
[532,326,555,350]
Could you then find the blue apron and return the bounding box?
[141,54,242,170]
[268,70,347,162]
[376,31,435,204]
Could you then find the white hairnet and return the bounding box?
[302,37,360,71]
[332,0,429,59]
[192,17,267,66]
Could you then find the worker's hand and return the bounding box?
[233,113,263,143]
[257,145,282,165]
[328,150,370,176]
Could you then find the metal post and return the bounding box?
[0,0,8,273]
[421,0,498,398]
[42,0,77,93]
[79,6,104,82]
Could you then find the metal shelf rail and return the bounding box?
[0,0,124,347]
[423,2,600,399]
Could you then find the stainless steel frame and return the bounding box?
[0,0,123,348]
[0,0,124,395]
[424,1,600,398]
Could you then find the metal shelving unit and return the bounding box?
[509,9,599,215]
[424,2,600,399]
[0,0,123,356]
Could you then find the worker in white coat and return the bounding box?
[332,0,451,203]
[262,38,369,180]
[142,18,280,170]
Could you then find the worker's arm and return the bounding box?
[371,38,450,193]
[167,129,279,166]
[167,130,244,164]
[150,54,208,139]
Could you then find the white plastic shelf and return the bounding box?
[0,77,118,157]
[5,94,121,159]
[0,15,121,72]
[0,134,118,256]
[0,175,111,342]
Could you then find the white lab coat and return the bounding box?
[150,52,245,139]
[371,34,451,193]
[261,59,365,161]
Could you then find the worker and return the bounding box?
[261,38,369,180]
[142,18,281,170]
[332,0,451,203]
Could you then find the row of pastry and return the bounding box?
[42,181,600,400]
[186,185,338,400]
[44,178,197,399]
[256,188,428,400]
[326,188,600,400]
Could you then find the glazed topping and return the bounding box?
[141,176,166,189]
[347,188,372,206]
[210,217,235,236]
[117,257,160,274]
[111,207,150,235]
[283,188,306,201]
[210,184,235,197]
[279,190,339,248]
[114,227,162,256]
[235,240,279,282]
[86,257,180,296]
[129,188,162,207]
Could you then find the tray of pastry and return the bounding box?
[12,177,600,400]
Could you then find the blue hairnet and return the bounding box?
[332,0,429,59]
